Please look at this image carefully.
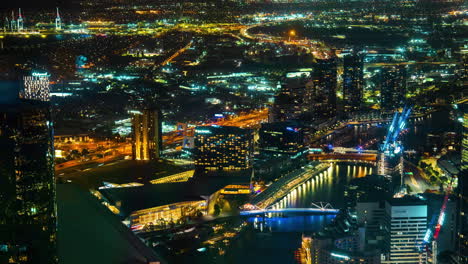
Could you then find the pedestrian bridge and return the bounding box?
[241,202,338,216]
[240,207,339,216]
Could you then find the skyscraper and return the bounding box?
[383,197,428,264]
[272,75,312,122]
[21,71,50,102]
[343,55,364,112]
[10,11,16,32]
[458,101,468,262]
[259,121,305,156]
[0,85,57,263]
[17,8,23,32]
[194,126,253,171]
[55,8,62,31]
[131,108,162,161]
[311,58,338,118]
[380,66,406,111]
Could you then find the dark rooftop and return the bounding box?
[99,176,247,218]
[387,196,427,206]
[57,184,166,264]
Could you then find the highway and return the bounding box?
[162,108,268,146]
[240,20,332,60]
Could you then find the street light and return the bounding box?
[289,30,296,41]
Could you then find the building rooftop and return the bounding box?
[387,196,427,206]
[195,125,251,134]
[0,81,20,104]
[57,183,166,264]
[99,176,246,218]
[61,160,186,189]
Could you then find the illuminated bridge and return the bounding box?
[251,163,331,209]
[307,153,377,163]
[240,202,338,216]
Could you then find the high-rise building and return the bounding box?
[311,58,338,118]
[380,66,406,111]
[17,8,23,32]
[55,8,62,31]
[458,101,468,262]
[10,11,16,32]
[131,108,162,161]
[0,91,57,263]
[343,55,364,112]
[308,210,381,264]
[259,121,305,155]
[272,60,337,122]
[383,197,428,264]
[21,71,50,102]
[272,76,312,122]
[194,126,253,171]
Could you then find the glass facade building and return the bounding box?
[259,121,305,155]
[343,55,364,112]
[0,99,57,264]
[380,66,407,111]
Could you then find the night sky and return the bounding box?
[1,0,73,9]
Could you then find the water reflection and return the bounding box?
[272,163,374,209]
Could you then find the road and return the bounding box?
[240,20,332,60]
[404,160,436,193]
[163,108,268,146]
[55,139,131,177]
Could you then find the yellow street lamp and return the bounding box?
[289,30,296,41]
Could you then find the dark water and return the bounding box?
[182,163,373,264]
[176,110,451,263]
[272,164,373,209]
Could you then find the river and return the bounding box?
[169,110,452,263]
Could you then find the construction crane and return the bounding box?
[380,106,412,153]
[378,107,412,177]
[417,178,454,263]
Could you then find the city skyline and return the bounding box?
[0,0,466,263]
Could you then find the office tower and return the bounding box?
[10,11,16,32]
[380,66,406,111]
[308,210,381,264]
[194,126,253,171]
[383,197,428,264]
[55,8,62,31]
[272,76,312,122]
[458,101,468,263]
[259,121,305,155]
[131,108,162,161]
[343,55,364,112]
[311,58,338,118]
[356,201,386,236]
[0,91,57,263]
[17,8,24,32]
[21,71,50,102]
